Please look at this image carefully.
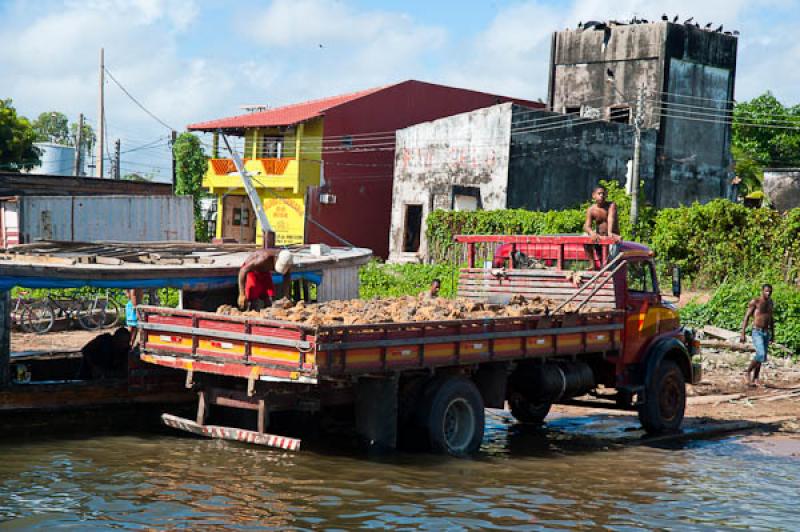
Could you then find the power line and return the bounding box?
[104,66,175,131]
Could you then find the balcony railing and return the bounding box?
[209,157,293,176]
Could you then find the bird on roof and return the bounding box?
[705,22,713,29]
[662,14,668,21]
[673,14,679,23]
[578,21,583,28]
[733,30,740,36]
[715,24,723,32]
[684,16,694,24]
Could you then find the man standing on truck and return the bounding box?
[583,185,620,269]
[740,283,775,387]
[237,249,293,310]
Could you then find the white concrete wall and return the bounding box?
[389,103,513,262]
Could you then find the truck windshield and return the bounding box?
[627,261,656,293]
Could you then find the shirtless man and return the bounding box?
[237,249,293,310]
[583,185,620,269]
[740,284,775,387]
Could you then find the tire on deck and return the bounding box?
[422,376,485,456]
[638,359,686,434]
[508,395,552,424]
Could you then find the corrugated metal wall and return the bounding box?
[317,265,360,302]
[19,195,194,244]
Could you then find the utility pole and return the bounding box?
[74,113,84,176]
[97,47,105,178]
[170,130,177,194]
[114,139,121,179]
[630,84,645,235]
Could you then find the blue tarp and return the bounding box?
[0,271,323,291]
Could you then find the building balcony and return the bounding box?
[203,157,319,193]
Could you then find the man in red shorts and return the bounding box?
[237,249,293,310]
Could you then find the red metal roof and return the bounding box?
[187,85,392,131]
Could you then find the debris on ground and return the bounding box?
[217,294,576,326]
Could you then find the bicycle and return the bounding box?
[11,291,35,332]
[26,292,108,334]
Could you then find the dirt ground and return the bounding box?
[11,328,105,353]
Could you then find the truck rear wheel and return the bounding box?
[638,359,686,434]
[509,395,552,424]
[424,377,484,455]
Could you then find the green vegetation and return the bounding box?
[359,261,458,299]
[31,111,96,154]
[732,92,800,194]
[681,279,800,353]
[0,98,40,171]
[173,132,209,242]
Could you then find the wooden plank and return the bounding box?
[0,253,77,265]
[703,325,739,341]
[161,413,301,451]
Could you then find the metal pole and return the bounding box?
[170,130,177,194]
[97,48,105,178]
[74,113,84,176]
[630,85,645,235]
[220,132,274,246]
[114,139,121,179]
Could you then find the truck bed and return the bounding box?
[138,305,625,384]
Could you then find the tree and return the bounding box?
[32,111,69,144]
[69,121,95,153]
[732,92,800,194]
[173,132,209,242]
[0,98,41,171]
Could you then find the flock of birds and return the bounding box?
[578,16,740,36]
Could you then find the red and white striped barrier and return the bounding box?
[162,413,301,451]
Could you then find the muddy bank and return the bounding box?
[217,294,576,326]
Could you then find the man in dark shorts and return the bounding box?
[740,284,775,387]
[237,249,293,310]
[583,185,620,270]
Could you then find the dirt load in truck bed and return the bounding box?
[216,294,580,326]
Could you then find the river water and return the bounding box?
[1,412,797,530]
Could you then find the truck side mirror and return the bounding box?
[672,266,682,298]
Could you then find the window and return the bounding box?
[565,105,581,117]
[403,204,423,253]
[609,106,631,124]
[627,261,657,293]
[233,208,242,226]
[241,207,250,226]
[450,185,482,211]
[341,135,353,150]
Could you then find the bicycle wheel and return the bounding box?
[26,300,55,334]
[11,300,31,332]
[101,298,122,328]
[77,297,107,330]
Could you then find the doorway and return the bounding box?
[221,195,256,244]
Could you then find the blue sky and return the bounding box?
[1,0,798,180]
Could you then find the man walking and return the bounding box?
[740,284,775,387]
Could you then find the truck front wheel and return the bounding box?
[638,359,686,434]
[424,377,485,455]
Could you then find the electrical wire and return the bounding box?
[103,66,175,131]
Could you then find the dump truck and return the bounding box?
[137,235,700,455]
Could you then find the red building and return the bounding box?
[189,80,542,257]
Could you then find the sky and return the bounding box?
[1,0,798,181]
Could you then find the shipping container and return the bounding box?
[0,195,194,247]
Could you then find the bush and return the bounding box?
[426,180,653,263]
[649,200,782,284]
[359,261,459,299]
[681,279,800,354]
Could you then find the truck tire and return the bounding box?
[509,395,552,424]
[638,359,686,434]
[424,377,484,456]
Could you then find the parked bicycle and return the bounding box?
[10,291,35,332]
[25,292,109,334]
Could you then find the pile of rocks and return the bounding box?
[217,294,570,327]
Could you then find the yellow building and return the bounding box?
[186,114,322,246]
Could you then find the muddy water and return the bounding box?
[0,414,797,530]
